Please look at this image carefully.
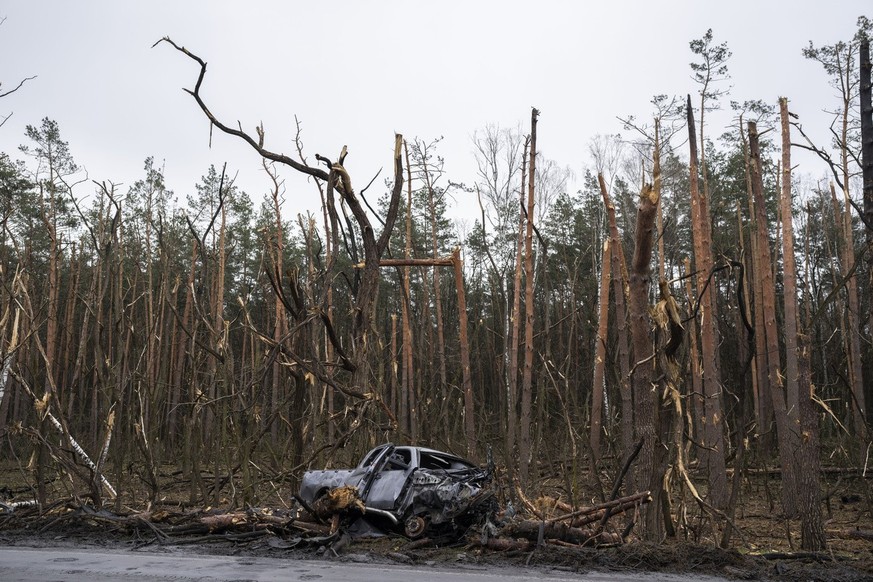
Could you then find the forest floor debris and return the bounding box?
[2,473,873,581]
[2,456,873,580]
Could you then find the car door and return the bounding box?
[363,446,415,512]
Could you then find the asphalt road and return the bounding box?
[0,547,729,582]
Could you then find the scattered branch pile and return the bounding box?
[1,485,651,553]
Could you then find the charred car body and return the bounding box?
[298,444,493,538]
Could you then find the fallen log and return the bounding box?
[547,491,651,525]
[501,519,596,545]
[829,528,873,542]
[571,498,649,529]
[499,519,626,546]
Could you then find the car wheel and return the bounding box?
[403,513,428,539]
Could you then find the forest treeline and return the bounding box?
[1,22,872,550]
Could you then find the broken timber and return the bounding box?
[367,249,476,458]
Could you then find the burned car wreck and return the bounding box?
[298,444,494,538]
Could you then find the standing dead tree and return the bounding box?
[627,182,663,539]
[749,120,798,517]
[686,95,729,510]
[590,239,610,462]
[157,37,404,446]
[862,37,873,247]
[519,107,539,488]
[780,97,826,551]
[599,174,632,478]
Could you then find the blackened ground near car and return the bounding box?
[298,444,494,538]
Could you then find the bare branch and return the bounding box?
[154,37,329,183]
[0,75,36,99]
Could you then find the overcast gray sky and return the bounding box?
[1,1,869,226]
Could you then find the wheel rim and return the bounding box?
[404,514,427,538]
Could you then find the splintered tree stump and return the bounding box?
[311,486,365,520]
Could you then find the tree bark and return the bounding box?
[590,240,610,462]
[269,165,286,447]
[749,120,797,517]
[627,183,661,539]
[599,173,633,480]
[452,248,475,459]
[687,95,728,509]
[519,107,538,488]
[858,38,872,446]
[683,258,705,451]
[401,141,416,441]
[739,115,772,438]
[797,332,826,550]
[834,48,868,446]
[860,39,873,247]
[505,140,527,475]
[779,98,801,437]
[654,119,666,282]
[781,98,825,547]
[830,182,867,445]
[421,158,449,441]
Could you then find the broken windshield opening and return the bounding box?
[420,452,470,471]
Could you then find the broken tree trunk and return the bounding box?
[749,120,798,517]
[269,164,287,448]
[781,99,825,550]
[503,491,650,546]
[401,142,416,441]
[779,98,801,434]
[739,114,772,439]
[627,182,662,540]
[599,173,634,484]
[519,107,539,489]
[590,239,611,462]
[501,520,620,546]
[654,119,666,281]
[687,95,729,510]
[548,491,652,527]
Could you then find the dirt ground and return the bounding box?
[1,463,872,581]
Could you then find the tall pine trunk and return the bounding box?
[687,96,728,509]
[749,120,797,517]
[860,39,872,246]
[779,98,801,438]
[506,140,527,475]
[590,240,610,462]
[627,183,661,539]
[452,248,475,459]
[519,107,538,488]
[781,98,826,549]
[599,173,633,478]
